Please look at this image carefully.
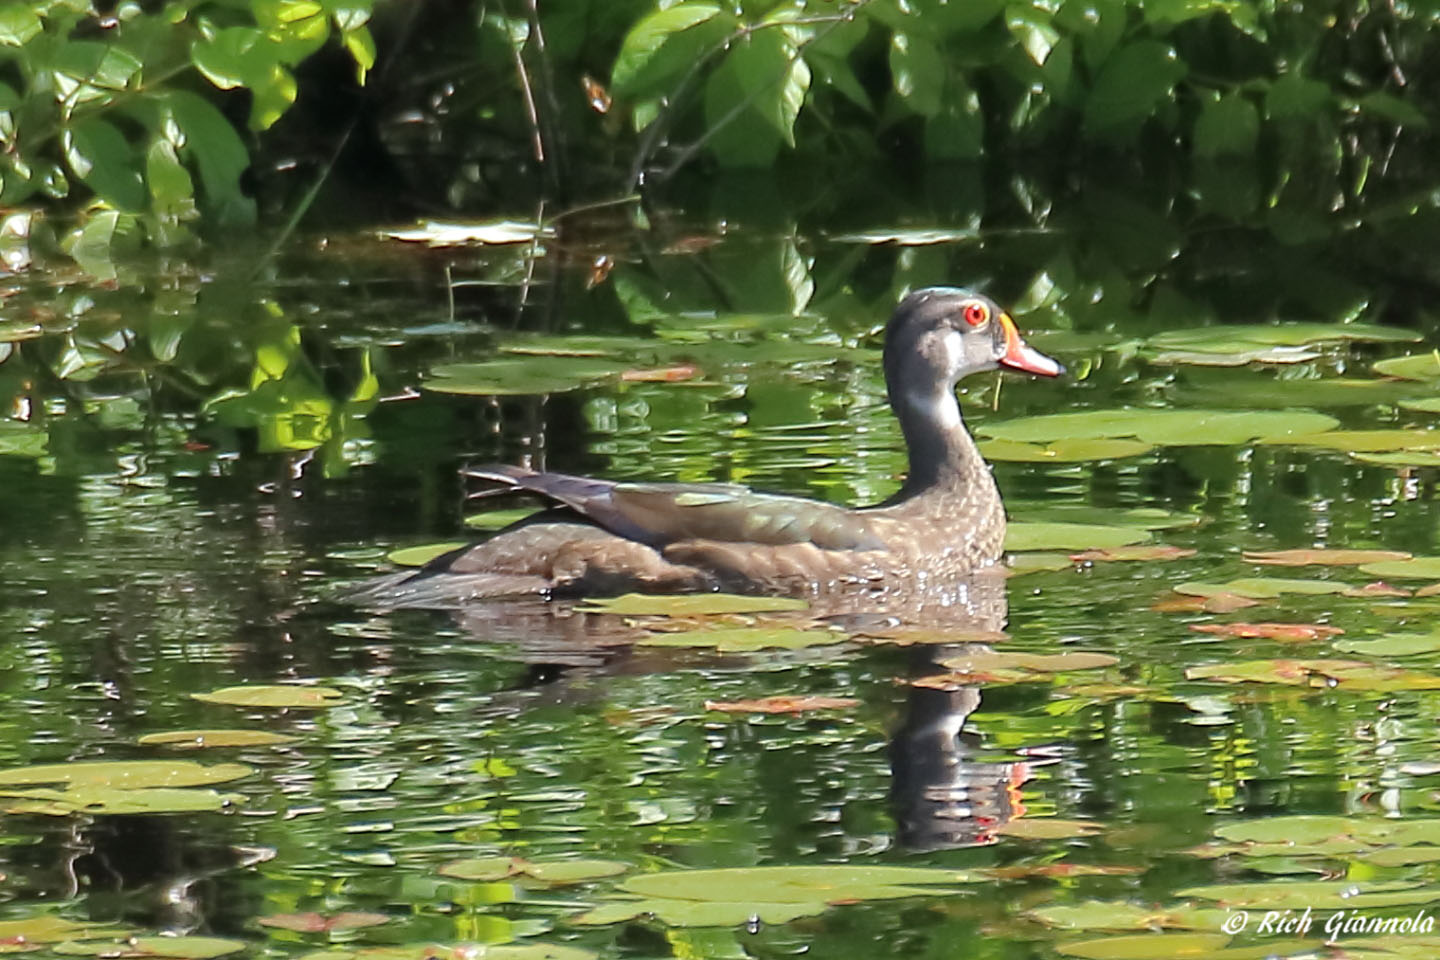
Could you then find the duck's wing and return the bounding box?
[466,465,887,552]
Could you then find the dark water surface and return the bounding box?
[3,219,1440,960]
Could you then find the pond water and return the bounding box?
[3,213,1440,960]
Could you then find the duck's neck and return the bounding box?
[891,382,994,502]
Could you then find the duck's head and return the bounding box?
[884,287,1063,392]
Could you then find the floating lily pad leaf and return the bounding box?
[938,651,1118,673]
[1215,815,1371,844]
[1028,902,1228,931]
[1186,659,1440,689]
[1245,548,1411,566]
[499,335,665,359]
[1402,398,1440,413]
[570,899,828,927]
[1008,552,1073,573]
[1072,545,1195,563]
[439,857,628,884]
[387,542,465,567]
[1361,848,1440,867]
[1275,429,1440,452]
[0,760,251,789]
[1190,623,1341,640]
[579,593,809,616]
[137,730,300,749]
[463,508,542,530]
[621,365,701,383]
[984,864,1141,880]
[1375,353,1440,381]
[259,912,390,933]
[381,219,552,246]
[638,627,844,652]
[913,668,1037,688]
[1149,346,1320,365]
[300,947,596,960]
[426,358,623,396]
[978,438,1153,462]
[620,865,979,904]
[704,696,859,714]
[1175,578,1350,599]
[980,409,1338,446]
[52,939,247,959]
[1008,503,1198,529]
[1150,323,1420,351]
[995,819,1103,839]
[1334,633,1440,657]
[1358,558,1440,580]
[854,628,1009,647]
[1006,523,1150,552]
[1058,933,1263,959]
[1177,372,1434,408]
[0,917,134,945]
[191,686,346,709]
[0,786,247,816]
[1154,592,1263,613]
[1353,450,1440,467]
[1177,879,1438,910]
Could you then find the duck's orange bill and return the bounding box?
[998,313,1064,377]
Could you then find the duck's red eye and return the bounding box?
[962,302,989,326]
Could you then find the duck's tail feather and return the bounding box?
[339,568,549,610]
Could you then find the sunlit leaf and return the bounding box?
[638,627,843,652]
[0,917,134,945]
[1149,323,1419,351]
[1375,353,1440,381]
[258,913,389,933]
[191,685,346,708]
[1333,632,1440,657]
[463,508,541,530]
[1,786,246,816]
[381,220,551,247]
[426,357,622,396]
[980,409,1338,446]
[1244,548,1411,566]
[1175,578,1350,598]
[53,938,247,959]
[0,760,251,789]
[1358,557,1440,579]
[1029,901,1228,931]
[1006,523,1150,552]
[995,819,1103,839]
[704,696,859,714]
[386,542,465,567]
[1273,429,1440,452]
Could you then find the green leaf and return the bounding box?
[703,27,809,165]
[0,3,41,45]
[890,32,944,117]
[146,138,196,218]
[191,684,346,708]
[1082,40,1187,141]
[1266,72,1329,120]
[163,90,255,224]
[341,24,375,83]
[64,118,146,211]
[1194,93,1258,157]
[387,541,465,566]
[925,77,982,159]
[611,2,727,98]
[1358,91,1428,129]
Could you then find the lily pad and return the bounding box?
[1071,545,1195,563]
[704,696,860,714]
[1334,632,1440,657]
[578,593,809,616]
[0,760,252,789]
[978,438,1154,462]
[0,917,134,945]
[0,786,247,816]
[191,685,346,709]
[937,651,1118,673]
[1358,557,1440,579]
[52,939,248,959]
[1190,623,1341,641]
[620,865,979,904]
[1186,659,1440,689]
[426,357,623,396]
[570,899,828,927]
[1175,578,1351,599]
[1056,933,1233,959]
[439,857,627,884]
[1177,879,1440,910]
[1375,352,1440,381]
[259,913,390,933]
[1353,450,1440,466]
[137,730,300,749]
[1008,503,1198,529]
[980,409,1338,446]
[463,508,542,530]
[1007,552,1074,573]
[637,627,844,652]
[1006,523,1150,552]
[1274,429,1440,452]
[1245,548,1411,566]
[387,542,465,566]
[1028,902,1229,932]
[1149,322,1420,351]
[299,946,595,960]
[995,819,1104,839]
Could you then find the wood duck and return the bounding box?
[349,288,1061,607]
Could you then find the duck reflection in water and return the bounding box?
[346,286,1060,850]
